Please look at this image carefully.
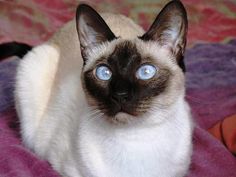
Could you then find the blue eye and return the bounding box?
[136,64,157,80]
[95,65,112,81]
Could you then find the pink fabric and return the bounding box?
[0,0,236,177]
[1,41,236,176]
[0,0,236,45]
[0,110,59,177]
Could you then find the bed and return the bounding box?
[0,0,236,176]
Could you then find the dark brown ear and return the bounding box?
[76,4,116,63]
[140,0,188,71]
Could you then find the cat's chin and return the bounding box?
[109,112,137,124]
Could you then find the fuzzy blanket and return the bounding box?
[0,0,236,177]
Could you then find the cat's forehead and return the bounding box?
[83,39,177,72]
[100,41,143,74]
[108,41,140,66]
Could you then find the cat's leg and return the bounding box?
[15,44,60,149]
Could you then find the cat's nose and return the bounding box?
[112,90,129,103]
[115,91,129,98]
[111,80,131,102]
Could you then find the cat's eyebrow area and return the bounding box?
[93,56,108,66]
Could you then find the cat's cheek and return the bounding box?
[85,94,99,107]
[153,72,185,109]
[168,68,185,97]
[82,71,111,109]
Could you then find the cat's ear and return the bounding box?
[140,0,188,71]
[76,4,116,63]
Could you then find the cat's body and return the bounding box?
[15,1,193,177]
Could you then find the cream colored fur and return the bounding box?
[15,13,193,177]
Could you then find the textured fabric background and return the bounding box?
[0,0,236,177]
[0,0,236,46]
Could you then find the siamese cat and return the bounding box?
[14,0,193,177]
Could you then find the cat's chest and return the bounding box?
[77,123,178,177]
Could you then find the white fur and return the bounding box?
[15,13,193,177]
[15,44,60,149]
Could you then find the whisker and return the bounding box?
[85,107,104,123]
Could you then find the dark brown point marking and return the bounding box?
[83,41,171,117]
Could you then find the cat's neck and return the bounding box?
[75,96,192,177]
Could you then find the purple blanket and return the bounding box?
[0,40,236,176]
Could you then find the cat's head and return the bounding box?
[76,0,188,123]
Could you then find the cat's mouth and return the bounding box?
[103,103,142,124]
[107,103,139,117]
[96,98,149,123]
